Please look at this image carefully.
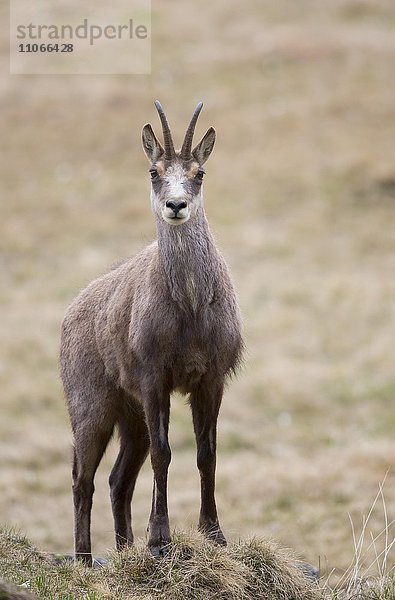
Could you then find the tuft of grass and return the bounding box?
[324,479,395,599]
[0,526,320,600]
[229,536,319,600]
[2,524,395,598]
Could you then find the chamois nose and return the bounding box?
[166,200,187,215]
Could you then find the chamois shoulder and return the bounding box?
[62,241,159,324]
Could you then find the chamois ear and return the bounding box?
[192,127,216,165]
[142,124,164,163]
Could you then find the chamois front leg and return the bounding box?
[190,380,226,546]
[143,391,172,557]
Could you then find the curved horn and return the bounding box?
[154,100,176,160]
[180,101,203,160]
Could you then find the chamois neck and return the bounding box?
[156,208,220,313]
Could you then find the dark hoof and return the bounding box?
[200,525,227,546]
[75,553,93,567]
[210,532,227,546]
[214,531,227,546]
[68,555,106,568]
[149,544,170,559]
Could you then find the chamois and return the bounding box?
[60,101,244,564]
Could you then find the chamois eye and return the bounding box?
[149,169,158,180]
[195,170,205,181]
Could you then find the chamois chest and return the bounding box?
[167,309,215,392]
[130,284,241,395]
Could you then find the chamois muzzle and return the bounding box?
[165,200,188,217]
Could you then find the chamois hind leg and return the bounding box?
[109,397,150,550]
[70,389,117,566]
[72,427,114,566]
[190,378,226,546]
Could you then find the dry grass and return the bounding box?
[0,526,320,599]
[324,480,395,598]
[0,527,394,599]
[1,0,395,591]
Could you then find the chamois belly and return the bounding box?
[171,344,208,393]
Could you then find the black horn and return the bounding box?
[154,100,176,160]
[181,101,203,160]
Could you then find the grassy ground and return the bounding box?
[1,0,395,592]
[0,526,321,599]
[0,526,394,599]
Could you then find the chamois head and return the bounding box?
[142,101,216,225]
